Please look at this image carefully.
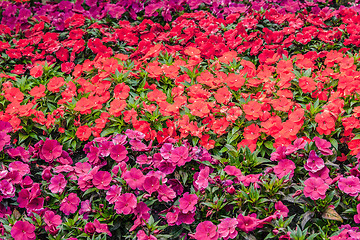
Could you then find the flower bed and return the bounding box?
[1,0,360,239]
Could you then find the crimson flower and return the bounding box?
[11,220,36,240]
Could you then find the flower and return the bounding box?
[60,193,80,215]
[143,176,160,194]
[304,150,325,173]
[92,171,112,190]
[106,185,122,204]
[217,218,238,240]
[194,166,210,190]
[170,146,191,166]
[354,203,360,223]
[313,136,333,155]
[76,125,92,141]
[114,193,137,215]
[237,214,258,233]
[303,177,329,200]
[109,144,128,162]
[49,174,67,193]
[84,222,96,234]
[273,159,296,179]
[338,176,360,196]
[179,192,198,214]
[194,221,219,240]
[43,210,62,227]
[11,220,36,240]
[275,201,289,218]
[40,139,63,163]
[123,168,145,190]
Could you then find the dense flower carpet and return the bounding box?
[3,0,360,239]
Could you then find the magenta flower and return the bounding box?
[40,139,63,162]
[79,200,92,216]
[195,166,210,190]
[84,222,96,234]
[285,137,307,155]
[217,218,238,240]
[237,214,258,233]
[270,146,287,161]
[11,220,36,240]
[49,174,67,194]
[0,132,10,152]
[60,193,80,215]
[338,176,360,196]
[179,192,198,214]
[137,230,157,240]
[43,210,62,227]
[304,150,325,173]
[170,146,191,166]
[313,136,333,155]
[194,221,219,240]
[110,144,128,162]
[106,185,122,204]
[157,184,176,202]
[93,219,112,236]
[7,146,30,162]
[0,180,15,198]
[303,177,329,200]
[143,176,160,194]
[92,171,112,190]
[125,129,145,140]
[123,168,145,190]
[354,203,360,223]
[0,121,12,133]
[114,193,137,215]
[274,201,289,218]
[224,165,242,177]
[273,159,296,179]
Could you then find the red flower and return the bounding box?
[30,65,43,78]
[47,77,65,93]
[299,76,316,93]
[11,220,36,240]
[243,124,261,140]
[243,101,262,121]
[76,125,92,141]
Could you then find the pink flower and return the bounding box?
[217,218,238,240]
[194,221,218,240]
[106,185,122,204]
[84,222,96,234]
[304,150,325,173]
[338,176,360,196]
[179,192,198,214]
[110,144,128,162]
[275,201,289,218]
[114,193,137,215]
[237,214,258,233]
[354,203,360,223]
[40,139,63,162]
[0,180,15,198]
[143,176,160,194]
[60,193,80,215]
[123,168,145,190]
[170,146,191,166]
[285,138,307,155]
[92,171,112,190]
[303,177,329,200]
[11,220,36,240]
[313,136,333,155]
[157,184,176,202]
[273,159,296,179]
[93,219,112,236]
[0,132,10,152]
[137,230,157,240]
[49,174,67,194]
[43,210,62,227]
[195,166,210,190]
